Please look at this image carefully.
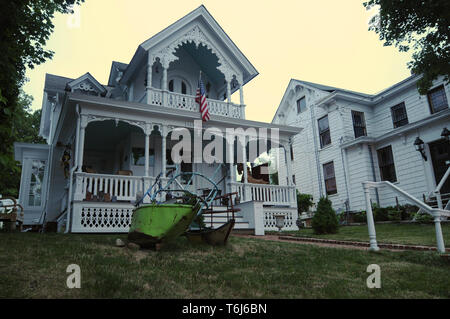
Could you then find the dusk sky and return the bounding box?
[23,0,413,123]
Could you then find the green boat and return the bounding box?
[128,203,200,248]
[128,170,220,249]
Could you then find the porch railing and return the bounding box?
[74,172,144,202]
[228,182,297,207]
[144,88,245,119]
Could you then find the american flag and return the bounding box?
[196,75,210,121]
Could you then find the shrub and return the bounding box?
[399,204,419,220]
[352,211,366,223]
[312,197,339,234]
[373,206,389,222]
[414,212,434,224]
[297,191,314,214]
[387,209,401,222]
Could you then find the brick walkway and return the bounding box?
[233,234,450,253]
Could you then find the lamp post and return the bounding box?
[414,137,427,161]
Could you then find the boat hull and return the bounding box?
[128,204,196,248]
[185,219,235,246]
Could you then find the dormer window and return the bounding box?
[296,97,306,114]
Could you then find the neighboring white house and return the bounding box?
[14,5,301,233]
[272,75,450,212]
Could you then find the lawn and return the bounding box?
[0,233,449,298]
[276,223,450,247]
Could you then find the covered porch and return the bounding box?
[66,103,299,233]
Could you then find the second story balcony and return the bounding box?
[142,87,246,119]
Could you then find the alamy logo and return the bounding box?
[366,264,381,288]
[66,264,81,288]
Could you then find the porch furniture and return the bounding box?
[0,197,24,232]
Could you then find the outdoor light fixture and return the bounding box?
[441,127,450,142]
[274,214,285,233]
[413,137,427,161]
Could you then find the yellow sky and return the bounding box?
[23,0,413,123]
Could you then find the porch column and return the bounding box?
[226,80,231,103]
[241,136,250,201]
[239,84,244,105]
[161,66,168,107]
[145,54,152,104]
[144,123,152,177]
[77,115,87,172]
[161,125,167,178]
[242,139,248,184]
[284,142,293,186]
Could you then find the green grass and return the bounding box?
[275,223,450,247]
[0,233,449,298]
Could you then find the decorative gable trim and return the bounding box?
[66,73,106,96]
[120,5,258,86]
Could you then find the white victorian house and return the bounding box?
[272,75,450,213]
[14,6,300,234]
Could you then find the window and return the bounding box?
[377,145,397,182]
[391,102,409,128]
[351,111,367,138]
[318,115,331,148]
[292,175,296,185]
[428,85,448,114]
[181,81,187,95]
[290,144,294,161]
[296,97,306,114]
[168,80,174,92]
[323,162,337,195]
[28,160,46,207]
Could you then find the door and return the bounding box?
[429,139,450,194]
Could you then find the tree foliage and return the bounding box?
[364,0,450,94]
[0,0,83,197]
[296,191,313,214]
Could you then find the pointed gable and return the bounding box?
[66,72,107,96]
[272,79,333,124]
[120,5,258,87]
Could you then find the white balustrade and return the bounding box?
[147,88,244,119]
[75,172,144,202]
[229,182,296,207]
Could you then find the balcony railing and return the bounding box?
[144,88,245,119]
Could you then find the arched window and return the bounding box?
[168,80,174,92]
[181,81,187,95]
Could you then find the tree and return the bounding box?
[311,197,339,235]
[364,0,450,94]
[296,191,313,214]
[0,0,84,196]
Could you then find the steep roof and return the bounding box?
[44,74,73,92]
